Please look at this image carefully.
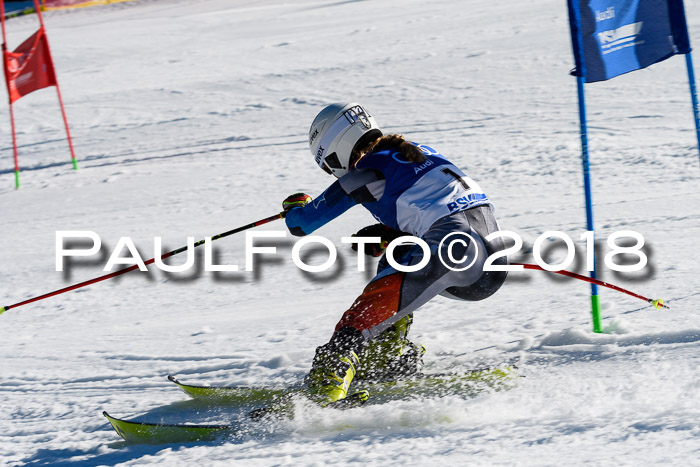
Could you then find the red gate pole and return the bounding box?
[32,0,78,171]
[0,0,22,188]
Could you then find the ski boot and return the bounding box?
[355,314,426,382]
[304,328,365,406]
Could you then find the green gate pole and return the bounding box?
[576,75,602,333]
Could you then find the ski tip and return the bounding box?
[167,375,178,383]
[103,411,110,418]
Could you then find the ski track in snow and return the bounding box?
[1,0,699,465]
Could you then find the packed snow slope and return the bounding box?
[1,0,699,465]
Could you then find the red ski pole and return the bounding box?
[0,212,286,316]
[512,262,669,309]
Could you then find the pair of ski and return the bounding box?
[104,367,516,444]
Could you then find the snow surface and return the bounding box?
[1,0,699,465]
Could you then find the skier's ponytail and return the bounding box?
[351,134,427,168]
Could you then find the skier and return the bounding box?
[283,103,508,405]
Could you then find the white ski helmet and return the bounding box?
[308,103,382,177]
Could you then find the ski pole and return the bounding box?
[512,262,669,309]
[0,212,286,316]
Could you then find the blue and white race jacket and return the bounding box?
[286,143,490,238]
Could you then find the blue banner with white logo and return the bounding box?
[567,0,691,82]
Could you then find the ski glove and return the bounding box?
[351,223,406,257]
[283,192,312,212]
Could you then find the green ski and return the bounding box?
[103,411,232,444]
[167,374,290,403]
